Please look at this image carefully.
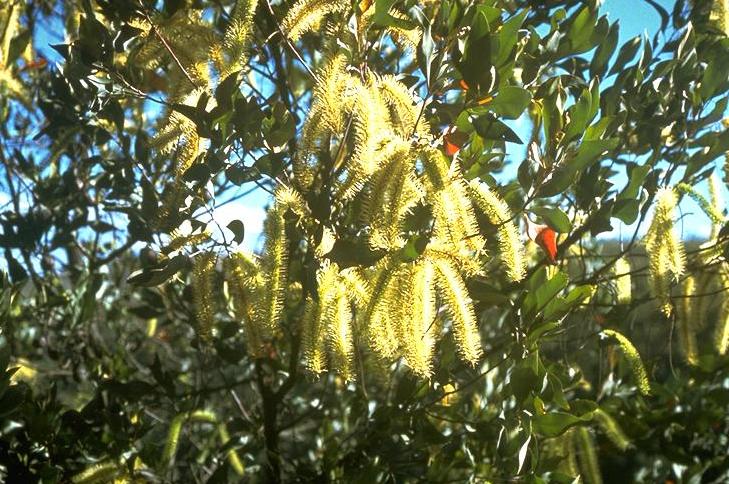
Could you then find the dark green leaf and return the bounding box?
[530,206,572,232]
[533,412,586,437]
[489,86,532,119]
[472,113,523,143]
[608,36,641,76]
[227,220,245,245]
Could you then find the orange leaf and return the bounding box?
[475,95,493,106]
[20,58,47,72]
[443,130,469,156]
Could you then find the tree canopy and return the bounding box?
[1,0,729,482]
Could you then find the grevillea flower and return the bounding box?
[644,187,685,316]
[614,257,632,304]
[593,408,631,451]
[192,252,217,340]
[675,276,698,365]
[602,329,651,396]
[469,181,526,281]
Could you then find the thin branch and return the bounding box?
[137,3,199,89]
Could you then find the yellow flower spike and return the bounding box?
[301,297,327,375]
[280,0,349,42]
[644,187,685,316]
[376,75,429,137]
[302,261,340,375]
[192,252,217,340]
[399,260,437,378]
[340,267,369,305]
[363,139,424,250]
[347,78,390,177]
[715,288,729,355]
[709,173,725,238]
[430,252,483,366]
[613,257,632,305]
[468,180,526,282]
[593,408,631,451]
[71,460,120,484]
[421,148,484,264]
[299,54,347,164]
[224,251,267,356]
[275,185,308,221]
[162,230,210,256]
[361,257,399,352]
[259,203,288,333]
[217,0,259,78]
[327,288,355,380]
[573,428,602,484]
[601,329,651,396]
[677,275,699,365]
[369,264,409,359]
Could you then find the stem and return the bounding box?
[256,360,282,483]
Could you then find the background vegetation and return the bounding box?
[1,0,729,482]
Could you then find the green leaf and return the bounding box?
[495,9,529,66]
[608,36,641,76]
[489,86,532,119]
[0,385,26,418]
[510,366,542,402]
[517,435,531,474]
[533,412,584,437]
[523,270,569,320]
[182,163,211,183]
[590,21,619,78]
[612,199,640,224]
[566,6,597,52]
[227,220,245,245]
[541,93,563,153]
[215,70,242,111]
[374,0,415,28]
[7,29,31,66]
[140,175,158,222]
[0,346,9,373]
[541,137,618,196]
[543,285,593,321]
[468,279,511,307]
[530,207,572,232]
[127,254,189,287]
[570,138,618,172]
[618,163,650,200]
[584,115,615,141]
[700,53,727,101]
[527,321,561,345]
[472,113,523,143]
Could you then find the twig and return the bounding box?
[264,0,317,80]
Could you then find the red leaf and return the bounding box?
[535,227,558,264]
[444,137,461,156]
[443,130,469,157]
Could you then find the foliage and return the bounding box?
[1,0,729,482]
